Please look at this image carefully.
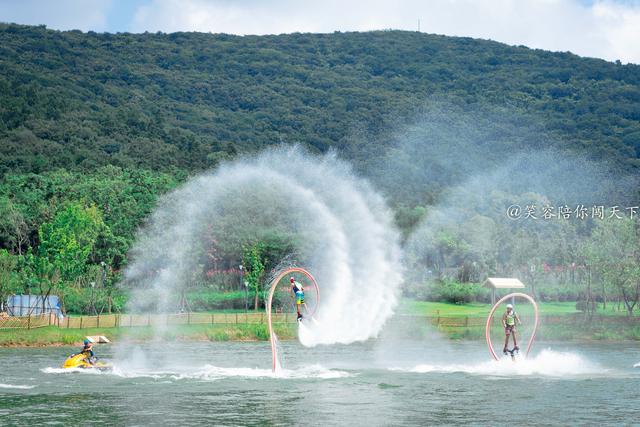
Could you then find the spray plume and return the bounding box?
[123,146,403,346]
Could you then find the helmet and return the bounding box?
[83,339,90,345]
[290,277,295,283]
[506,304,513,309]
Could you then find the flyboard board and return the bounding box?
[503,346,520,361]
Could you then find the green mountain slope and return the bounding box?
[1,24,639,177]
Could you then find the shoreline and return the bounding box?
[2,324,638,348]
[0,323,296,348]
[3,337,638,348]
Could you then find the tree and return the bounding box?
[0,197,29,255]
[22,251,60,314]
[35,203,110,312]
[38,203,107,282]
[0,249,17,312]
[587,218,640,316]
[243,243,265,311]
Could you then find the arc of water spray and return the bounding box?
[266,267,319,372]
[485,292,539,360]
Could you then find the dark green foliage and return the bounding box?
[434,280,487,304]
[0,166,180,268]
[0,24,639,312]
[0,24,638,179]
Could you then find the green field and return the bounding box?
[0,323,296,347]
[2,300,638,346]
[398,300,632,317]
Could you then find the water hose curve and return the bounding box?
[266,267,319,372]
[485,292,539,361]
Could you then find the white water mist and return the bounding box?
[123,146,402,346]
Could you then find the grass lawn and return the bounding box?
[399,299,585,317]
[63,308,253,317]
[0,323,296,346]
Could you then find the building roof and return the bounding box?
[482,277,525,289]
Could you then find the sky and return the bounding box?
[0,0,639,63]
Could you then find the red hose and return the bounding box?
[266,267,319,372]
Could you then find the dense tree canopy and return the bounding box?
[0,24,639,313]
[0,24,639,178]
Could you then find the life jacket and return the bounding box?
[292,282,303,294]
[505,311,516,326]
[81,346,94,358]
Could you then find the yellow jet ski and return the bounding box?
[62,352,113,371]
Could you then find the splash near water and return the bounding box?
[172,364,351,380]
[41,367,105,375]
[123,146,402,346]
[42,364,349,380]
[393,349,608,377]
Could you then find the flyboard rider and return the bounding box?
[290,277,306,321]
[502,303,522,355]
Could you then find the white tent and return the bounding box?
[483,278,525,304]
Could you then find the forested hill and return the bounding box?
[1,23,640,177]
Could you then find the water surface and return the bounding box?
[1,339,638,426]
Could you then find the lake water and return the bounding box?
[1,336,638,426]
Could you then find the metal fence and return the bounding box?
[0,313,57,329]
[0,312,298,330]
[424,314,640,328]
[1,312,638,330]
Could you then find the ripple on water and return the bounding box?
[0,384,35,390]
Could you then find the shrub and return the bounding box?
[187,290,246,311]
[432,280,484,304]
[206,328,230,341]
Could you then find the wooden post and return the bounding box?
[129,315,133,327]
[235,313,238,324]
[80,316,83,329]
[27,314,31,330]
[67,316,70,328]
[188,312,191,325]
[97,314,100,328]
